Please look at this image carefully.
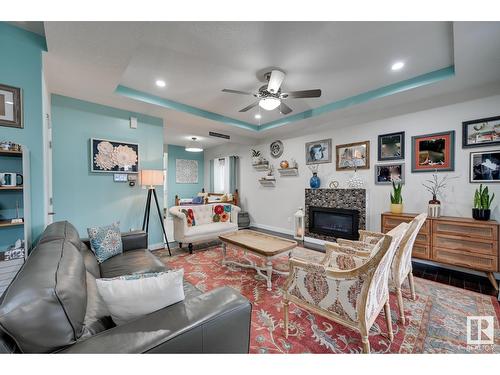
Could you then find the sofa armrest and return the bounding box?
[121,231,148,251]
[231,205,241,225]
[58,287,252,354]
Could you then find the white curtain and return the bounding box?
[213,157,229,193]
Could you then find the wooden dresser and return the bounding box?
[381,212,499,291]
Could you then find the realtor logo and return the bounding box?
[467,316,494,345]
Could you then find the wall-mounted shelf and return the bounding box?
[0,150,22,157]
[252,162,270,171]
[0,220,24,228]
[0,186,23,191]
[259,178,276,187]
[278,168,299,176]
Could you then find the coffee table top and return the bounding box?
[219,229,297,256]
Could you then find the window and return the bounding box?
[213,157,229,193]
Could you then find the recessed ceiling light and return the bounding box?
[391,61,405,71]
[255,114,262,119]
[155,79,166,88]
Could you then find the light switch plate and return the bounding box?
[130,117,137,129]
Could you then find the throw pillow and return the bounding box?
[213,204,231,223]
[96,269,185,325]
[181,208,196,226]
[87,222,123,263]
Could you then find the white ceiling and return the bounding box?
[42,21,500,148]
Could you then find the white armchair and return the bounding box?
[169,203,240,254]
[283,223,408,353]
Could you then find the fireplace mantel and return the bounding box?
[304,188,366,242]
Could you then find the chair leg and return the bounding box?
[188,243,193,254]
[179,242,183,249]
[384,299,394,341]
[396,287,405,324]
[408,272,416,300]
[284,300,289,339]
[360,325,370,354]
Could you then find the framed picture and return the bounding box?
[176,159,198,184]
[469,150,500,183]
[378,131,404,161]
[411,131,455,172]
[0,83,22,129]
[375,163,404,185]
[305,139,332,165]
[90,138,139,173]
[336,141,370,170]
[462,115,500,148]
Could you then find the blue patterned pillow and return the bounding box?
[87,223,123,263]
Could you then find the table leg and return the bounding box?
[221,242,227,266]
[266,259,273,291]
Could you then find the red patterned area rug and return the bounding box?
[158,246,500,354]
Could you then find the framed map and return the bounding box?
[176,159,198,183]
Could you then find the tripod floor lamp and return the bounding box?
[140,169,171,256]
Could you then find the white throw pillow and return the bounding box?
[96,269,185,325]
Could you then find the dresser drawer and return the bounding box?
[433,220,498,241]
[412,243,430,259]
[432,233,498,256]
[432,246,498,272]
[382,215,429,234]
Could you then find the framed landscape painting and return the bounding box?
[0,83,22,129]
[336,141,370,170]
[462,115,500,148]
[375,163,404,185]
[411,131,455,172]
[470,150,500,183]
[378,131,404,161]
[90,138,139,173]
[305,139,332,165]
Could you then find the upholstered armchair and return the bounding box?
[283,223,408,353]
[336,214,428,323]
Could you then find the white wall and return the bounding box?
[205,94,500,235]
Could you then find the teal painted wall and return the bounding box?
[0,23,47,242]
[51,95,165,246]
[166,145,204,207]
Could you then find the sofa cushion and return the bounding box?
[0,239,87,353]
[38,220,82,249]
[99,249,167,278]
[87,223,123,263]
[191,205,214,225]
[212,204,232,223]
[79,242,101,278]
[181,208,196,227]
[185,222,237,238]
[80,271,113,338]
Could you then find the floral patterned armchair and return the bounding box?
[335,213,428,323]
[283,223,408,353]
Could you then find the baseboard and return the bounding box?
[250,222,294,236]
[148,242,167,251]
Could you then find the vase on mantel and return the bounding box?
[310,172,321,189]
[428,194,441,218]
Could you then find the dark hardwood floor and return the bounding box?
[164,226,499,299]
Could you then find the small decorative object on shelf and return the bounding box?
[251,149,262,165]
[280,160,289,169]
[294,207,305,241]
[473,184,495,221]
[308,164,320,189]
[390,181,403,214]
[329,180,339,189]
[422,172,456,218]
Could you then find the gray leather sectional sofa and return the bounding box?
[0,221,252,353]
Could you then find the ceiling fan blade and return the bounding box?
[267,70,286,94]
[280,102,293,115]
[239,102,259,112]
[222,89,254,96]
[282,89,322,99]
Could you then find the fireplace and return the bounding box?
[308,206,360,240]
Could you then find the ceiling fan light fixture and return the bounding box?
[259,97,281,111]
[185,137,203,152]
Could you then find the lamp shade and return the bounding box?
[140,169,164,186]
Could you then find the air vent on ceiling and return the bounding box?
[209,131,230,140]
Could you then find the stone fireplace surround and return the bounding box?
[304,188,367,242]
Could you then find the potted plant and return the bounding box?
[251,149,262,165]
[390,181,403,214]
[473,184,495,221]
[422,172,456,217]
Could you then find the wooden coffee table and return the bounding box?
[219,230,297,291]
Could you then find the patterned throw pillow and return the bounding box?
[87,222,123,263]
[181,208,196,227]
[213,204,231,223]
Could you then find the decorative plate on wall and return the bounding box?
[270,140,284,158]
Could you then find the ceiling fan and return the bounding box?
[222,69,322,115]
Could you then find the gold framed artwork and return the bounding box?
[336,141,370,170]
[0,83,22,129]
